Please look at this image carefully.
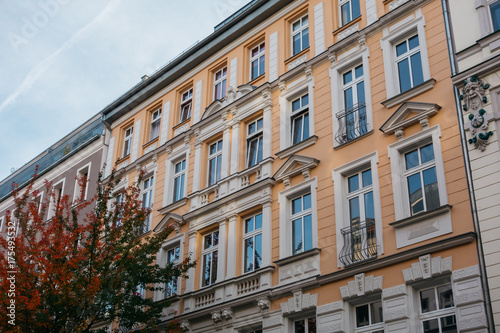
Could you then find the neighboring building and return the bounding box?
[446,0,500,331]
[0,114,105,234]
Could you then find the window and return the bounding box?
[74,164,90,201]
[142,175,154,232]
[246,118,263,167]
[243,213,262,273]
[180,88,193,123]
[49,180,64,218]
[291,14,309,56]
[291,94,310,145]
[491,1,500,31]
[202,230,219,287]
[419,284,456,333]
[291,193,313,255]
[149,108,162,141]
[355,301,383,332]
[395,34,424,93]
[165,245,180,297]
[173,159,186,202]
[294,317,316,333]
[213,67,227,101]
[336,64,367,143]
[339,0,360,26]
[250,42,265,80]
[208,140,223,186]
[404,143,440,216]
[122,126,133,157]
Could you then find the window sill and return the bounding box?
[158,198,189,215]
[381,79,436,109]
[274,248,321,267]
[284,47,310,65]
[333,15,361,35]
[275,135,318,159]
[142,137,159,149]
[173,118,191,131]
[389,204,452,229]
[115,154,130,165]
[249,73,265,86]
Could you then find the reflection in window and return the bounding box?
[395,34,424,93]
[291,15,309,55]
[202,231,219,287]
[214,67,227,100]
[294,317,316,333]
[208,140,223,186]
[173,159,186,202]
[291,94,310,145]
[420,284,456,333]
[165,246,180,297]
[491,1,500,32]
[250,42,265,80]
[150,108,162,141]
[355,301,383,331]
[291,193,313,255]
[180,89,193,123]
[243,213,262,273]
[340,0,360,26]
[247,118,263,167]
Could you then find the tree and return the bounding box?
[0,169,195,332]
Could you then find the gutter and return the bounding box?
[441,0,496,331]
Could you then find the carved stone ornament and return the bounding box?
[211,311,222,323]
[257,298,271,311]
[460,76,494,151]
[221,308,233,320]
[180,321,190,331]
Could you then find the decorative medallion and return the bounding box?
[459,76,494,151]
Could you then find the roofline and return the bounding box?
[101,0,294,124]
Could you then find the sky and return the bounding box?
[0,0,252,181]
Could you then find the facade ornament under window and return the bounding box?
[278,80,286,92]
[180,321,190,331]
[460,75,494,151]
[305,65,312,79]
[211,311,222,323]
[328,51,336,63]
[221,308,233,320]
[257,298,270,311]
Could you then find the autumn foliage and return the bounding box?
[0,170,194,332]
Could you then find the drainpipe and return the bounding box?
[441,0,495,331]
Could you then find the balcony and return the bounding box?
[339,218,377,266]
[335,102,368,145]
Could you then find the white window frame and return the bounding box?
[48,178,65,218]
[207,139,223,186]
[279,75,315,155]
[291,14,309,56]
[149,108,162,141]
[278,177,318,259]
[290,94,310,145]
[155,233,185,301]
[417,283,457,333]
[201,230,219,287]
[180,88,193,123]
[394,34,424,93]
[246,118,264,168]
[291,315,317,333]
[173,159,186,202]
[353,300,384,333]
[141,174,154,233]
[380,12,431,99]
[163,143,190,208]
[122,125,134,157]
[165,244,181,297]
[333,152,383,267]
[242,212,263,274]
[476,0,500,37]
[0,217,4,234]
[339,0,361,27]
[387,125,448,221]
[73,162,91,201]
[213,67,227,101]
[250,42,265,81]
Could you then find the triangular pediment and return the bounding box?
[153,212,185,234]
[380,102,441,134]
[201,100,224,120]
[273,155,319,183]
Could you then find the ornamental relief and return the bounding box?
[460,76,494,151]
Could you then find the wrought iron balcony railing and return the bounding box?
[335,102,368,144]
[339,218,377,266]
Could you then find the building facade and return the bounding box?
[447,0,500,331]
[0,114,105,239]
[98,0,491,332]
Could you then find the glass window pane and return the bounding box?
[438,284,454,309]
[303,193,311,210]
[204,234,212,249]
[210,143,216,155]
[420,143,435,163]
[217,140,223,151]
[364,191,375,220]
[349,196,360,222]
[356,304,369,327]
[408,173,424,215]
[304,214,313,251]
[245,216,254,233]
[293,34,301,55]
[292,197,302,214]
[257,137,263,163]
[302,27,309,50]
[303,113,309,139]
[396,40,408,57]
[371,301,383,324]
[440,315,457,332]
[398,58,412,92]
[362,169,372,187]
[348,174,359,192]
[257,118,263,130]
[292,98,301,111]
[420,288,437,313]
[292,21,301,31]
[252,60,259,80]
[209,158,216,185]
[344,87,354,109]
[216,155,222,182]
[221,80,226,99]
[255,233,262,270]
[423,167,440,211]
[203,253,211,286]
[409,34,420,49]
[293,115,303,144]
[405,149,420,169]
[341,3,351,25]
[343,70,353,85]
[213,231,219,245]
[259,55,265,76]
[423,319,439,333]
[352,0,361,19]
[292,218,303,254]
[255,213,262,230]
[355,64,363,78]
[244,237,254,273]
[492,1,500,31]
[302,94,309,106]
[211,250,218,284]
[357,81,365,104]
[302,16,308,26]
[295,319,306,333]
[410,52,424,86]
[307,317,317,333]
[248,139,258,167]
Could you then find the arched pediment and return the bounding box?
[201,100,224,120]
